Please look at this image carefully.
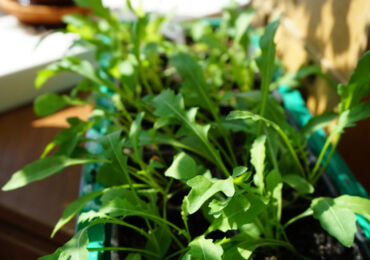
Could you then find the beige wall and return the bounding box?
[252,0,370,113]
[251,0,370,191]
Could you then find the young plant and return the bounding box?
[2,1,370,259]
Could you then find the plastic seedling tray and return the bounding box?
[278,86,370,257]
[74,18,370,260]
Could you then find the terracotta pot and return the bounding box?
[0,0,90,25]
[18,0,74,6]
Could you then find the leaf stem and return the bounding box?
[312,133,341,184]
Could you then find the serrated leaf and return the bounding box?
[227,110,305,177]
[311,197,357,247]
[300,112,338,139]
[334,100,370,135]
[182,236,223,260]
[208,197,232,218]
[170,53,212,111]
[165,152,197,181]
[209,193,266,232]
[153,90,226,174]
[52,190,103,237]
[185,175,235,214]
[251,135,266,193]
[2,156,103,191]
[339,51,370,111]
[283,174,314,194]
[334,195,370,221]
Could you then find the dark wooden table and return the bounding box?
[0,103,91,259]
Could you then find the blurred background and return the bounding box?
[0,0,369,258]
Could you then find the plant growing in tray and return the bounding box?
[3,0,370,259]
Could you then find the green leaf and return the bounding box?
[232,166,248,177]
[222,236,293,260]
[266,170,283,221]
[165,152,197,181]
[125,253,141,260]
[182,236,223,260]
[40,228,89,260]
[185,175,235,214]
[129,112,145,163]
[256,19,279,89]
[234,10,255,47]
[152,89,184,118]
[339,51,370,111]
[227,110,305,177]
[96,163,127,187]
[153,90,227,175]
[38,248,63,260]
[34,93,67,116]
[74,0,110,18]
[227,111,276,129]
[98,131,130,184]
[2,156,103,191]
[256,19,279,120]
[283,174,314,194]
[311,197,357,247]
[334,100,370,135]
[34,94,86,117]
[54,118,92,157]
[145,225,171,259]
[52,190,103,237]
[170,53,216,115]
[209,193,266,232]
[100,197,153,218]
[35,57,103,89]
[300,112,338,139]
[334,195,370,221]
[250,135,267,193]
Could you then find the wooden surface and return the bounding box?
[0,102,91,258]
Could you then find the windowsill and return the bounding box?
[0,15,93,113]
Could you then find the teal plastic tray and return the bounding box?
[75,18,369,259]
[278,86,370,239]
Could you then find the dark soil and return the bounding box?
[252,178,366,260]
[264,217,364,260]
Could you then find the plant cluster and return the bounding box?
[3,0,370,259]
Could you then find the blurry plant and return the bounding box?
[2,0,370,259]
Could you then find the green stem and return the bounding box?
[209,135,234,167]
[275,127,306,178]
[310,131,338,182]
[283,208,313,229]
[312,133,341,184]
[163,247,189,260]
